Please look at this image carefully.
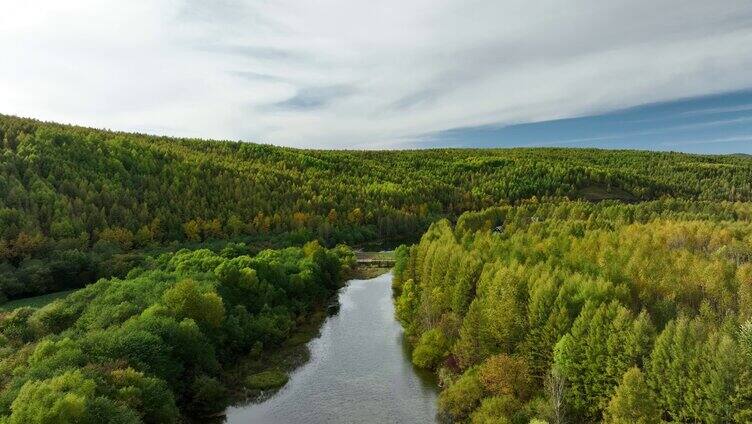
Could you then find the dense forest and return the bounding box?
[3,114,752,302]
[393,200,752,423]
[0,240,354,422]
[3,114,752,423]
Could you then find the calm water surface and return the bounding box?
[225,271,438,423]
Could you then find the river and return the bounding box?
[224,271,438,423]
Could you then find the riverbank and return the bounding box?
[352,266,392,279]
[206,264,395,422]
[227,265,396,392]
[223,271,438,423]
[223,307,330,401]
[189,304,332,423]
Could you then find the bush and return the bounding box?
[188,375,228,415]
[108,368,178,424]
[0,308,35,345]
[470,395,524,424]
[412,328,447,369]
[439,368,484,420]
[478,354,531,400]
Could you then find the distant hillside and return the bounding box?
[2,114,752,299]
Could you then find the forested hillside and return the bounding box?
[0,240,354,422]
[3,114,752,423]
[3,114,752,301]
[393,200,752,423]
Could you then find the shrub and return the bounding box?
[188,375,228,415]
[439,368,484,420]
[412,328,447,369]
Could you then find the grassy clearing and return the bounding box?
[245,370,289,390]
[0,289,76,312]
[576,184,637,202]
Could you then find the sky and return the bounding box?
[426,90,752,154]
[1,0,752,153]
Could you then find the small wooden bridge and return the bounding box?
[356,258,395,267]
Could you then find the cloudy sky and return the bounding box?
[2,0,752,152]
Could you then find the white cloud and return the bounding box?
[1,0,751,148]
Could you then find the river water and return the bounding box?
[224,271,438,423]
